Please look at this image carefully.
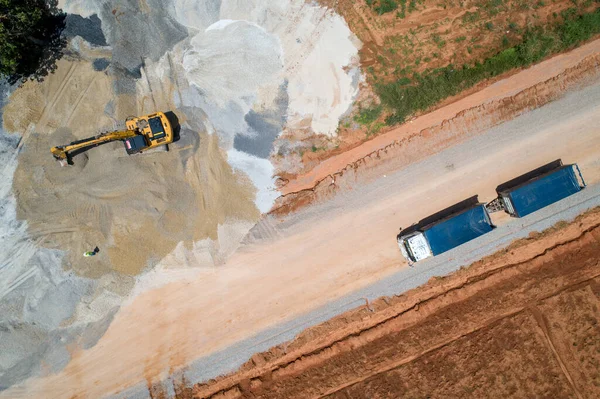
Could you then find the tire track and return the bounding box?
[37,62,78,130]
[65,73,99,127]
[530,305,584,399]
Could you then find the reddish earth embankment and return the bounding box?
[182,207,600,398]
[272,40,600,216]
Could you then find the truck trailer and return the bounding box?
[488,160,586,218]
[397,197,495,263]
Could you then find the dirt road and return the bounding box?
[4,52,600,398]
[192,208,600,398]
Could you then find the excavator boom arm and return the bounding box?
[51,130,138,163]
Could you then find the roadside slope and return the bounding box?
[275,38,600,213]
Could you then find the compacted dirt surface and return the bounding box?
[188,208,600,399]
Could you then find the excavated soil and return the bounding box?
[184,207,600,399]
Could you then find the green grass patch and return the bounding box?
[367,0,399,15]
[408,0,417,13]
[396,0,407,18]
[366,122,386,137]
[377,7,600,125]
[354,105,383,125]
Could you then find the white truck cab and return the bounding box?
[397,232,433,263]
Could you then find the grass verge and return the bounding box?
[378,7,600,125]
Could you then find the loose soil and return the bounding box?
[186,207,600,399]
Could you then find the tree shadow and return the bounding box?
[5,0,67,85]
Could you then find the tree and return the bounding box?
[0,0,66,84]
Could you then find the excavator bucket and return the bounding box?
[50,146,73,166]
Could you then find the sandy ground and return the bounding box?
[5,56,259,278]
[0,0,362,393]
[3,64,600,397]
[191,208,600,398]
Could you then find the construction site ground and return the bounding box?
[190,208,600,399]
[274,37,600,208]
[3,57,600,397]
[2,2,600,399]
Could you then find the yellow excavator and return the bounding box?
[50,112,173,166]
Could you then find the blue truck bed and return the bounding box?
[423,205,494,256]
[499,165,584,218]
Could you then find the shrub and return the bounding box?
[369,0,399,15]
[354,105,383,125]
[0,0,66,84]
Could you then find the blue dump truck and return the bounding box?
[488,159,586,218]
[397,196,495,263]
[397,160,586,263]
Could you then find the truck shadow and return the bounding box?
[400,195,481,236]
[496,159,562,193]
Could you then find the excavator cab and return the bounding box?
[123,135,148,155]
[51,112,174,165]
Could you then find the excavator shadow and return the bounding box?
[165,111,181,143]
[64,139,115,165]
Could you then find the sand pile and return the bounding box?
[1,54,259,387]
[136,0,362,211]
[171,0,362,136]
[2,15,261,276]
[0,0,364,310]
[9,102,257,277]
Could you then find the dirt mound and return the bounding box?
[187,208,600,399]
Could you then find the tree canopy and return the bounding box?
[0,0,66,84]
